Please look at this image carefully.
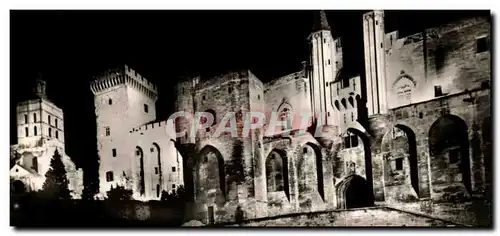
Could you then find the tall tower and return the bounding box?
[363,10,388,115]
[17,77,65,150]
[308,10,337,125]
[90,65,158,196]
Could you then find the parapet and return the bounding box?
[90,65,158,100]
[129,119,176,139]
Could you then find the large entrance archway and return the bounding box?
[195,145,226,205]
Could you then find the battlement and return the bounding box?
[129,119,175,138]
[90,65,158,100]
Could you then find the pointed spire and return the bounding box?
[312,10,331,32]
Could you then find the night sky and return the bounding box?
[10,10,489,193]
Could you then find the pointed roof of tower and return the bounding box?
[312,10,331,32]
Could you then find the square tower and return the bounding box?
[16,79,65,150]
[90,65,158,196]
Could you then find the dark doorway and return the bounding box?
[207,206,215,224]
[344,175,373,209]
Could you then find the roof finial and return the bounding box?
[312,10,331,32]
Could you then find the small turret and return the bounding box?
[33,73,47,99]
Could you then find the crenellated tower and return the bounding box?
[90,65,158,196]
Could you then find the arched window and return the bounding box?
[203,109,217,132]
[55,119,58,128]
[348,96,355,107]
[56,130,59,139]
[34,126,37,136]
[49,128,52,137]
[136,147,145,196]
[48,115,51,125]
[266,150,288,194]
[152,143,162,192]
[341,98,347,109]
[277,102,293,131]
[25,127,29,137]
[108,98,113,105]
[24,114,28,124]
[33,113,37,123]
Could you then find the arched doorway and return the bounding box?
[345,127,374,200]
[337,175,373,209]
[136,146,146,196]
[151,143,161,197]
[428,115,471,198]
[265,149,289,199]
[195,145,225,205]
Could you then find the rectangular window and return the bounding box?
[34,126,37,136]
[155,167,159,174]
[56,130,59,139]
[144,104,149,113]
[395,158,403,170]
[172,184,176,189]
[105,127,110,136]
[112,149,117,157]
[106,171,114,182]
[476,37,488,53]
[48,115,51,125]
[55,119,58,128]
[33,113,37,123]
[172,167,176,172]
[48,128,52,137]
[434,86,443,97]
[25,127,29,137]
[24,114,28,124]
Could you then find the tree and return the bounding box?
[106,185,133,201]
[41,149,71,199]
[160,185,186,203]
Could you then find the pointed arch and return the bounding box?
[348,96,355,108]
[428,115,471,195]
[381,124,422,198]
[336,174,373,209]
[341,98,347,109]
[277,102,293,130]
[152,142,162,192]
[266,149,289,198]
[136,146,145,196]
[195,145,226,205]
[346,127,374,200]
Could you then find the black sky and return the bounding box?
[10,10,490,192]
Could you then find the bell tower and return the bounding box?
[308,10,337,126]
[363,10,388,115]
